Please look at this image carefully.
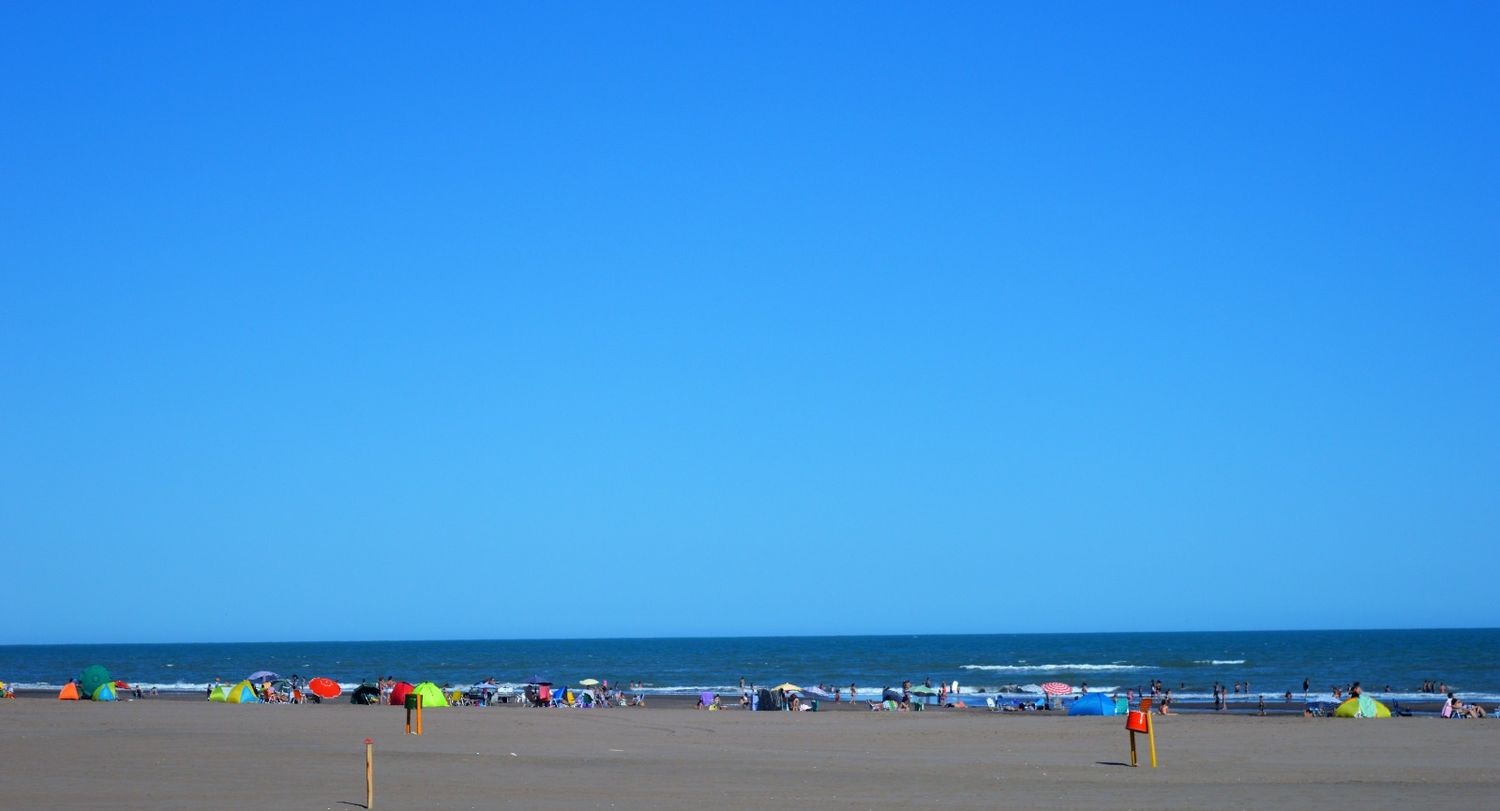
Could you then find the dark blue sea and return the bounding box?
[3,629,1497,704]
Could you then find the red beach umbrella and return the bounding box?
[308,677,342,699]
[1041,682,1073,696]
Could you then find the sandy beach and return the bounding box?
[2,697,1496,810]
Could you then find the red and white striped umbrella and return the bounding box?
[1040,682,1073,696]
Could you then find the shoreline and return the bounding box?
[12,689,1460,715]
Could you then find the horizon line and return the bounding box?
[4,625,1497,647]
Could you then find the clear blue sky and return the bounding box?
[2,2,1496,644]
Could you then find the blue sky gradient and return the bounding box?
[2,2,1496,643]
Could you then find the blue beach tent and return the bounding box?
[1066,693,1122,716]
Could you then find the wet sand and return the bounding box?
[2,697,1496,810]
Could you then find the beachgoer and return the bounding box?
[1258,695,1265,715]
[1303,678,1309,697]
[850,683,856,702]
[1080,682,1088,694]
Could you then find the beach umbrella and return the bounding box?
[801,686,833,698]
[247,671,280,683]
[307,677,341,699]
[78,665,112,698]
[909,686,938,696]
[1040,682,1073,696]
[525,675,551,685]
[578,679,600,686]
[772,683,801,692]
[1018,684,1045,694]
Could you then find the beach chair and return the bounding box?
[984,697,997,712]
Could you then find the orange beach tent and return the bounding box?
[58,683,81,700]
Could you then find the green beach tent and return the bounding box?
[409,682,450,708]
[78,665,111,699]
[225,680,261,704]
[208,685,229,702]
[1333,697,1391,718]
[91,683,117,702]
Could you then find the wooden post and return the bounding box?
[1146,712,1158,768]
[364,737,374,809]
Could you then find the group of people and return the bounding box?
[1442,692,1488,718]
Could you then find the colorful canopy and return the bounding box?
[1334,697,1391,718]
[578,679,600,686]
[389,682,415,706]
[307,677,341,699]
[409,682,450,708]
[91,683,117,702]
[1040,682,1073,696]
[772,683,801,692]
[58,683,80,700]
[225,680,261,704]
[208,684,229,702]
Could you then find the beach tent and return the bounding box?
[91,683,117,702]
[208,685,229,702]
[409,682,449,708]
[58,683,81,700]
[1066,693,1122,716]
[1334,697,1391,718]
[78,665,111,698]
[351,685,381,705]
[225,680,261,704]
[389,681,415,706]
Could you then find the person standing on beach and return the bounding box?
[1303,678,1309,697]
[850,683,856,702]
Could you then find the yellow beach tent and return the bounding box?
[225,680,262,704]
[208,684,229,702]
[1333,697,1391,718]
[409,682,449,708]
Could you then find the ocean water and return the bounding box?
[2,629,1497,704]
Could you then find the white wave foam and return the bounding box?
[961,663,1150,673]
[1193,660,1247,665]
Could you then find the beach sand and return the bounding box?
[2,697,1496,810]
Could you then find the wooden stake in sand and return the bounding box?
[364,737,374,809]
[405,693,424,735]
